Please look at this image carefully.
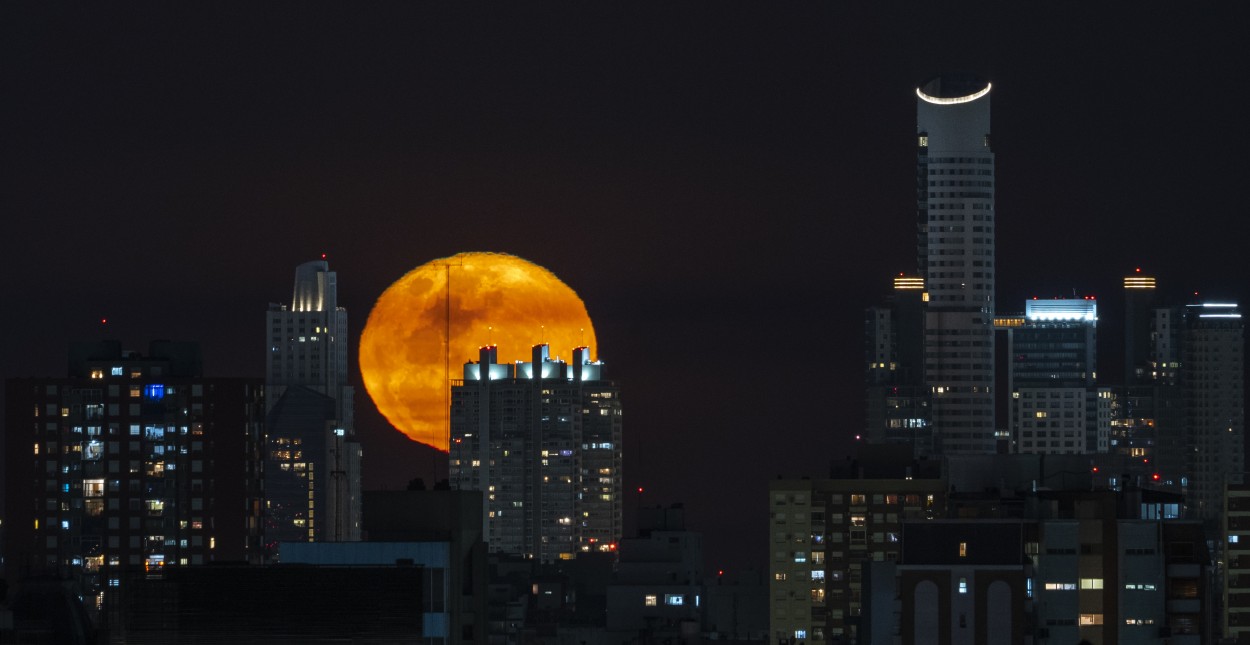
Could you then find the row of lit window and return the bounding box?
[88,367,151,379]
[643,593,693,607]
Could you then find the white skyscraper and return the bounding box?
[916,74,996,454]
[265,260,361,549]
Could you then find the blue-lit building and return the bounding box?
[449,344,622,562]
[999,298,1111,455]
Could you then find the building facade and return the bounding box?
[1224,482,1250,639]
[1001,298,1111,455]
[770,449,946,644]
[916,74,996,455]
[1180,302,1245,522]
[264,259,361,548]
[865,275,932,454]
[2,341,264,622]
[449,344,622,562]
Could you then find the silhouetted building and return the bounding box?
[450,344,622,562]
[865,275,932,454]
[1124,270,1158,386]
[605,505,703,636]
[2,341,264,627]
[896,521,1029,644]
[1180,302,1245,521]
[112,565,424,643]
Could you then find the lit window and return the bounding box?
[643,594,657,607]
[958,577,967,594]
[1079,614,1104,626]
[959,542,967,557]
[794,630,807,640]
[1080,578,1103,590]
[664,594,684,606]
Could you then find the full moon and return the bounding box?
[359,252,597,451]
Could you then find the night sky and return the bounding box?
[5,4,1249,573]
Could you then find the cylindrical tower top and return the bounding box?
[916,74,991,104]
[917,73,991,154]
[292,260,334,312]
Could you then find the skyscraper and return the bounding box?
[1123,270,1158,385]
[916,74,996,454]
[1180,301,1244,520]
[264,260,361,550]
[864,275,932,453]
[449,344,622,562]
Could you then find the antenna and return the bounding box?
[433,258,463,461]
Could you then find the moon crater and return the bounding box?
[359,252,597,451]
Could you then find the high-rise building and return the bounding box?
[1180,301,1244,521]
[1123,270,1158,385]
[1000,298,1111,455]
[264,260,361,549]
[2,341,264,620]
[916,74,996,454]
[1112,292,1244,518]
[1110,272,1182,485]
[864,275,932,453]
[449,344,622,562]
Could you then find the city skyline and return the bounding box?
[5,4,1250,573]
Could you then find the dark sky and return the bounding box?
[5,4,1249,573]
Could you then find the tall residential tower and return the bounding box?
[2,341,265,619]
[916,74,996,454]
[449,344,623,562]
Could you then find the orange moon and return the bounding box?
[359,252,597,451]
